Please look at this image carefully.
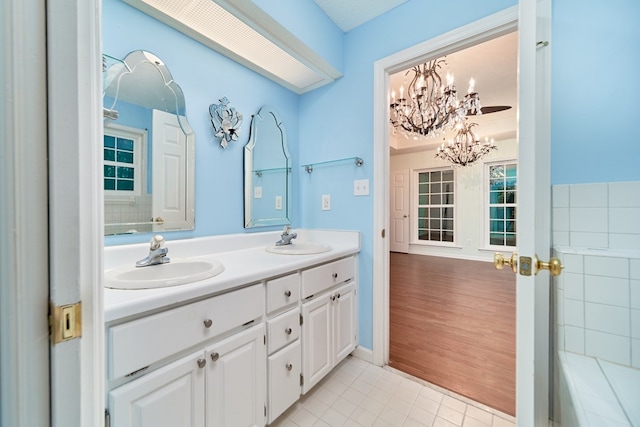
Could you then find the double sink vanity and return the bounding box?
[104,229,360,426]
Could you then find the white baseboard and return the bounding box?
[351,346,374,364]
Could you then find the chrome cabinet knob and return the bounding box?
[203,319,213,328]
[285,327,292,335]
[332,273,338,279]
[197,359,206,368]
[210,352,219,362]
[284,290,292,297]
[285,363,293,371]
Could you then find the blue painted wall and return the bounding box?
[551,0,640,184]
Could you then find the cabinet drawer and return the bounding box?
[267,308,300,354]
[268,341,301,423]
[266,273,300,314]
[109,284,264,380]
[301,256,355,299]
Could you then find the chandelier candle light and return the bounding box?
[390,57,497,166]
[434,122,497,167]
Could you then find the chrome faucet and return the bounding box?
[275,225,297,246]
[136,235,170,267]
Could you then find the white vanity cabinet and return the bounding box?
[109,350,206,427]
[300,256,357,394]
[107,284,266,427]
[205,324,266,427]
[104,233,361,427]
[265,274,301,424]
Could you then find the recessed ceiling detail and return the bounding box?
[123,0,342,94]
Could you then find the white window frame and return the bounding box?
[412,167,457,247]
[103,123,147,199]
[483,159,518,250]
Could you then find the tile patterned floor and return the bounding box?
[270,356,517,427]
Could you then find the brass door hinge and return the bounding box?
[49,302,82,344]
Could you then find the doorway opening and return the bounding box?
[371,6,520,417]
[387,31,518,415]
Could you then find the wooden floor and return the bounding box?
[389,252,516,416]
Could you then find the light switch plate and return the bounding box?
[354,179,369,196]
[275,195,282,210]
[322,194,331,211]
[254,186,262,199]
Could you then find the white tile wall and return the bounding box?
[551,181,640,250]
[552,181,640,367]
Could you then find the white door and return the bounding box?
[47,0,104,426]
[301,294,333,394]
[514,0,553,425]
[373,3,552,426]
[390,169,410,253]
[205,324,266,427]
[152,109,187,230]
[109,350,206,427]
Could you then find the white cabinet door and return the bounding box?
[333,281,357,363]
[268,340,301,424]
[109,350,206,427]
[205,324,266,427]
[301,294,333,394]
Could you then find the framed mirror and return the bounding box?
[244,105,291,228]
[102,50,195,236]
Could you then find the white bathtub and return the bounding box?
[555,351,640,426]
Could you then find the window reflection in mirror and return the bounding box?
[102,51,195,236]
[244,105,291,228]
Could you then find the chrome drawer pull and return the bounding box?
[285,327,292,335]
[284,290,292,297]
[203,319,213,328]
[332,273,338,279]
[197,359,206,368]
[285,363,293,371]
[210,352,219,362]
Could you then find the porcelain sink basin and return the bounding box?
[105,259,224,290]
[265,242,331,255]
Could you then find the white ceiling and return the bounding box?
[312,0,407,32]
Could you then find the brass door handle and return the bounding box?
[534,255,563,276]
[154,217,164,224]
[494,252,518,273]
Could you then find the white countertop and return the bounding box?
[104,229,360,323]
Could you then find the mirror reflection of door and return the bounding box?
[152,109,187,231]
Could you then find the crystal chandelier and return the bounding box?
[389,58,481,138]
[434,122,497,167]
[390,57,498,166]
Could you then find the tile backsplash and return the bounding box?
[552,180,640,368]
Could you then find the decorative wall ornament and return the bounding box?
[209,97,243,148]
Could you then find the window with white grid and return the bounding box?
[487,162,517,247]
[416,169,455,243]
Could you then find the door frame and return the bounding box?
[373,3,553,425]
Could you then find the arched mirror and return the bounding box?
[102,50,195,235]
[244,105,291,228]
